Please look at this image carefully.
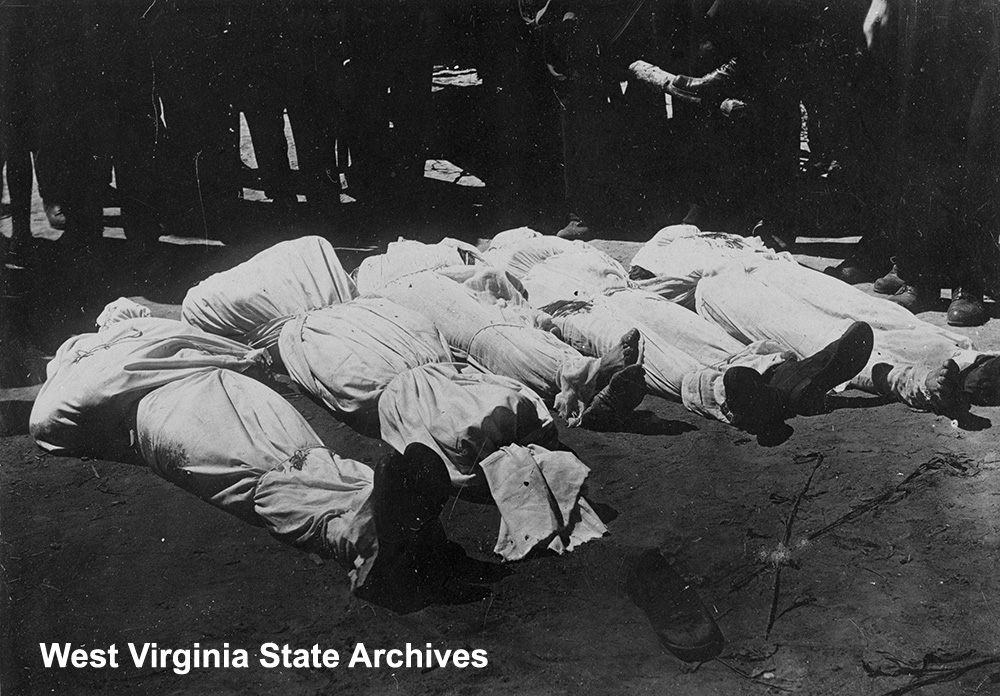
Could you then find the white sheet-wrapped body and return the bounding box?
[181,236,355,345]
[377,362,555,484]
[277,298,452,421]
[628,224,793,307]
[489,238,790,424]
[353,238,484,295]
[695,259,991,409]
[372,269,604,422]
[30,317,265,460]
[378,362,606,560]
[484,230,627,289]
[135,369,378,586]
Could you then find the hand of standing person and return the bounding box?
[864,0,890,49]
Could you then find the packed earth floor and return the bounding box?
[3,148,1000,696]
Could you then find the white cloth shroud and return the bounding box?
[30,316,266,460]
[354,237,486,295]
[372,268,604,423]
[378,362,606,560]
[629,224,794,307]
[277,297,453,418]
[135,369,377,586]
[181,236,355,345]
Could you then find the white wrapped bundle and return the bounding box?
[354,238,485,295]
[629,224,792,307]
[377,362,555,483]
[484,232,627,284]
[136,369,377,586]
[373,269,603,420]
[181,236,355,344]
[30,317,265,460]
[377,362,606,561]
[277,298,452,419]
[519,252,630,310]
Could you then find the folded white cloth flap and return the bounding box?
[480,444,607,561]
[181,236,355,344]
[30,316,265,459]
[136,369,377,586]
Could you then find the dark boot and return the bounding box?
[722,366,785,430]
[873,260,904,295]
[766,322,874,416]
[556,215,595,241]
[625,549,725,663]
[888,284,940,313]
[372,442,452,545]
[947,287,988,327]
[961,355,1000,406]
[357,443,455,611]
[823,257,872,285]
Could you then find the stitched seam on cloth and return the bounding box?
[72,328,144,363]
[467,323,533,353]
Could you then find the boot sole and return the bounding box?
[790,322,874,408]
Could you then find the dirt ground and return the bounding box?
[4,124,1000,695]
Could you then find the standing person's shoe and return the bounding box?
[823,257,872,285]
[766,322,874,415]
[753,220,797,252]
[556,215,595,241]
[873,261,904,294]
[625,548,725,663]
[888,284,940,313]
[44,202,66,230]
[947,287,988,327]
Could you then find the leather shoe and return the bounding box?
[626,549,725,663]
[556,217,594,241]
[823,258,871,285]
[962,355,1000,406]
[888,284,939,313]
[723,366,785,430]
[767,321,874,415]
[44,202,66,230]
[947,287,988,327]
[873,262,904,295]
[373,443,451,545]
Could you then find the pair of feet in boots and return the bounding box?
[723,322,875,431]
[579,329,647,431]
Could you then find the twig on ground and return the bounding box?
[765,454,824,638]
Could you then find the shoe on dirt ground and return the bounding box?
[625,548,725,663]
[947,287,988,327]
[766,321,874,416]
[873,262,904,295]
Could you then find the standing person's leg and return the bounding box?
[964,11,1000,306]
[110,5,162,259]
